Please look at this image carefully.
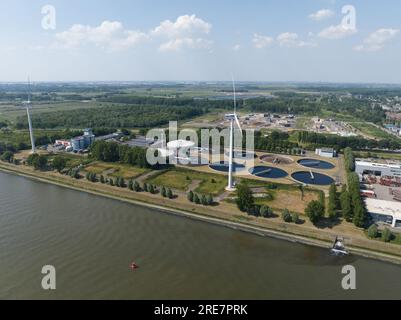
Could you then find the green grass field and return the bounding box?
[84,161,150,179]
[350,122,396,140]
[146,168,227,195]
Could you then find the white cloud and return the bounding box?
[159,38,212,52]
[151,14,212,51]
[277,32,316,47]
[232,44,241,51]
[55,21,148,50]
[151,14,211,38]
[252,33,274,48]
[309,9,334,21]
[318,24,357,39]
[354,28,399,51]
[54,14,212,52]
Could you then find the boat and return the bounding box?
[130,262,139,270]
[330,236,349,255]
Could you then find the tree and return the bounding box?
[161,186,167,198]
[0,151,14,163]
[201,195,208,206]
[194,194,200,204]
[100,175,105,184]
[133,181,141,192]
[260,206,269,218]
[381,228,392,243]
[235,182,254,212]
[353,202,366,228]
[167,188,173,199]
[305,200,324,225]
[291,212,299,224]
[128,179,134,190]
[367,224,378,239]
[282,209,292,223]
[328,183,337,219]
[149,184,155,194]
[206,194,213,206]
[340,190,352,222]
[27,154,48,170]
[52,156,67,172]
[143,183,148,192]
[187,190,194,202]
[109,178,114,186]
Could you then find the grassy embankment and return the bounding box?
[1,152,401,264]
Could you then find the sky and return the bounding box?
[1,0,401,83]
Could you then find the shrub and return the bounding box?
[187,191,194,202]
[381,228,393,243]
[305,200,324,225]
[201,195,208,206]
[282,209,292,223]
[291,213,299,224]
[133,181,141,192]
[167,188,173,199]
[236,182,254,212]
[367,224,378,239]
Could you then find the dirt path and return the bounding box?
[187,179,201,191]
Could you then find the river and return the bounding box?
[0,171,400,299]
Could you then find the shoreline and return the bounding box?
[1,164,401,266]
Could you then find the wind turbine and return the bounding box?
[23,78,36,154]
[225,76,242,191]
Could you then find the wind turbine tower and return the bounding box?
[23,78,36,154]
[225,77,242,191]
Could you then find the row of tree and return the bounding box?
[90,140,152,168]
[187,191,214,206]
[297,131,401,151]
[17,104,205,129]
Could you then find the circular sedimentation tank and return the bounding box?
[249,166,288,179]
[260,154,294,165]
[209,161,246,173]
[298,158,335,170]
[291,171,335,186]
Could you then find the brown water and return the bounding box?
[0,171,400,299]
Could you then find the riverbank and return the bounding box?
[1,162,401,265]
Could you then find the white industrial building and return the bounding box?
[365,198,401,228]
[355,161,401,178]
[315,148,336,158]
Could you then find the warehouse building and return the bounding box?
[365,198,401,228]
[355,160,401,178]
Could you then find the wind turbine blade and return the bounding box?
[231,74,236,114]
[235,114,243,135]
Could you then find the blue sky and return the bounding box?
[1,0,401,83]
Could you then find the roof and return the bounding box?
[365,198,401,219]
[356,161,401,170]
